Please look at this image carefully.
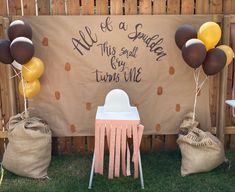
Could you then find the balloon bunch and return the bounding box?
[175,22,234,122]
[0,20,44,99]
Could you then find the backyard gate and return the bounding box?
[0,0,235,155]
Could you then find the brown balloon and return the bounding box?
[0,39,13,64]
[202,48,226,76]
[182,39,207,69]
[8,20,32,41]
[10,37,34,64]
[175,24,197,49]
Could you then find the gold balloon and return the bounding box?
[198,22,221,50]
[19,79,40,98]
[217,45,234,65]
[22,57,45,82]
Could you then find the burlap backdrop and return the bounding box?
[24,15,212,136]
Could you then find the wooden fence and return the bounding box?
[0,0,235,155]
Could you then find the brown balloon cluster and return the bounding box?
[0,20,44,98]
[175,22,234,76]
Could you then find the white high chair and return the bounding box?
[88,89,144,189]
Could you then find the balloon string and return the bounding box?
[193,69,200,122]
[192,69,208,122]
[10,72,21,80]
[10,66,21,79]
[193,70,197,82]
[197,76,208,93]
[22,65,32,73]
[193,68,200,83]
[20,73,28,118]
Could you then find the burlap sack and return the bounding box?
[177,112,226,176]
[2,113,52,178]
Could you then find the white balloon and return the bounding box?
[10,36,33,46]
[9,20,24,27]
[12,60,22,70]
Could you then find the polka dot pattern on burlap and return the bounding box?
[86,102,92,111]
[64,62,71,71]
[42,37,48,46]
[70,124,76,133]
[157,86,163,95]
[155,124,161,132]
[169,66,175,75]
[55,91,61,100]
[175,104,181,112]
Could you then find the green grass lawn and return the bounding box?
[0,151,235,192]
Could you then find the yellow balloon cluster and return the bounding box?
[198,21,234,66]
[19,79,40,98]
[22,57,44,81]
[19,57,44,98]
[217,45,234,65]
[198,22,221,51]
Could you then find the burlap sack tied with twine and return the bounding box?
[2,113,52,179]
[177,112,226,176]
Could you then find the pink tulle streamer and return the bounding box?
[94,120,144,179]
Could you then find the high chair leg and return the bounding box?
[88,153,95,189]
[138,151,144,189]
